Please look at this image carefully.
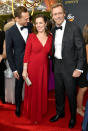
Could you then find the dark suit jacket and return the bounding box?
[5,23,32,74]
[52,21,86,73]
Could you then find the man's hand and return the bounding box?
[72,69,81,78]
[13,71,19,80]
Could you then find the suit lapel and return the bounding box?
[62,21,70,51]
[25,23,33,42]
[52,27,56,56]
[52,21,70,57]
[14,24,26,43]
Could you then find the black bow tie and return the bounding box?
[20,26,28,30]
[55,26,62,30]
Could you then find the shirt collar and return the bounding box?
[16,22,23,30]
[56,19,66,30]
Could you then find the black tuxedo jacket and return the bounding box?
[5,23,32,74]
[52,21,86,73]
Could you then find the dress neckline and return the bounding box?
[34,33,49,48]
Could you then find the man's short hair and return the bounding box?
[14,6,28,18]
[51,3,66,15]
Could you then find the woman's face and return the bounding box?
[35,17,47,33]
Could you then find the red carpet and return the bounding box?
[0,90,88,131]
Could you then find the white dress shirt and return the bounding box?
[16,22,28,43]
[54,20,66,59]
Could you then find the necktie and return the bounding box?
[55,26,62,30]
[20,26,28,30]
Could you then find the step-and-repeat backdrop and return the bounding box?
[0,0,88,29]
[63,0,88,29]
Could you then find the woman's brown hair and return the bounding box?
[83,24,88,43]
[33,14,50,35]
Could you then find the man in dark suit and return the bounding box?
[50,3,85,128]
[5,6,32,117]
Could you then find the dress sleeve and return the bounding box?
[24,34,32,63]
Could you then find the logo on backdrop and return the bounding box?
[64,0,79,4]
[67,13,74,22]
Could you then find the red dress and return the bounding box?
[23,33,52,122]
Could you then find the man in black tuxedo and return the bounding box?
[50,3,85,128]
[5,6,32,117]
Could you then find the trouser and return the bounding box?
[15,75,24,108]
[54,58,76,118]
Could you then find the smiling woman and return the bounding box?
[22,14,52,123]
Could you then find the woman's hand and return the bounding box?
[0,55,3,63]
[22,70,28,80]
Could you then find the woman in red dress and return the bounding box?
[22,14,52,123]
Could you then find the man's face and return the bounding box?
[52,6,65,26]
[16,12,29,26]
